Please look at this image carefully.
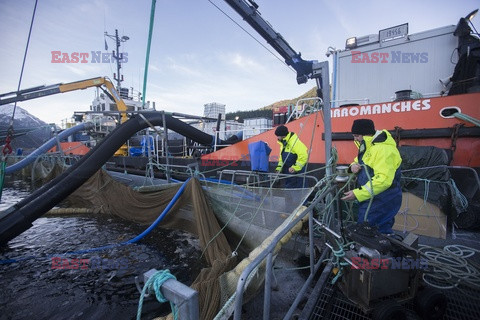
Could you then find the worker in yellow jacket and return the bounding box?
[341,119,402,234]
[274,125,308,188]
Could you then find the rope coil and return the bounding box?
[418,244,480,291]
[136,269,178,320]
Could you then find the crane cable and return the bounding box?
[206,0,296,74]
[3,0,39,158]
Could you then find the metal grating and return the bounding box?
[310,282,370,320]
[309,273,480,320]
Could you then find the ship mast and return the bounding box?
[104,29,129,91]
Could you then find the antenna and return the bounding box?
[105,29,129,91]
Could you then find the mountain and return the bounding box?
[0,105,52,151]
[262,86,317,110]
[226,87,318,121]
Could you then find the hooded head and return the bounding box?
[275,125,289,137]
[351,119,375,136]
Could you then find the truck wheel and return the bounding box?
[371,300,406,320]
[414,287,447,319]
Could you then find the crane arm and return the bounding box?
[223,0,333,179]
[223,0,314,84]
[0,77,128,123]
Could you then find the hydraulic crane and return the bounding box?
[0,76,129,123]
[223,0,329,92]
[222,0,332,175]
[0,77,130,156]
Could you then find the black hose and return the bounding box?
[0,112,230,246]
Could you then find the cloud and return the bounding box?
[63,65,91,77]
[149,64,161,72]
[322,1,357,37]
[164,56,203,77]
[226,52,264,72]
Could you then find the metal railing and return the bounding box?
[330,97,370,108]
[230,184,334,320]
[135,269,199,319]
[146,162,206,181]
[217,169,319,187]
[285,97,323,124]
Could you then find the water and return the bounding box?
[0,180,204,320]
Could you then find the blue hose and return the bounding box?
[0,178,191,264]
[126,177,190,244]
[5,122,92,174]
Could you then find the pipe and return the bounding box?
[0,178,190,263]
[5,122,93,174]
[126,177,190,244]
[0,112,229,245]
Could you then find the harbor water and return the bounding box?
[0,179,204,320]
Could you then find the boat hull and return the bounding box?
[202,92,480,168]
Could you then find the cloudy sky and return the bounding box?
[0,0,478,125]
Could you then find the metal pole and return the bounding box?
[263,252,274,320]
[155,133,160,164]
[162,111,171,183]
[161,279,199,320]
[216,113,222,148]
[139,269,199,320]
[53,124,64,157]
[283,248,330,320]
[309,207,315,275]
[315,61,332,178]
[115,29,122,90]
[314,62,335,229]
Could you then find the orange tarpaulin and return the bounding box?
[48,142,90,155]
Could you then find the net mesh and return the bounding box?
[27,163,313,320]
[7,156,69,186]
[203,180,311,251]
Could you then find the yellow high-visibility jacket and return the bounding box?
[351,130,402,202]
[275,132,308,172]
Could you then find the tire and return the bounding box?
[414,287,447,320]
[371,300,406,320]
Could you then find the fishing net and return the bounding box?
[52,168,312,319]
[6,155,68,185]
[64,170,233,319]
[202,180,312,252]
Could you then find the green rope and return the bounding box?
[448,178,469,211]
[141,0,157,107]
[453,112,480,127]
[359,163,375,223]
[330,240,350,284]
[401,176,469,211]
[137,269,178,320]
